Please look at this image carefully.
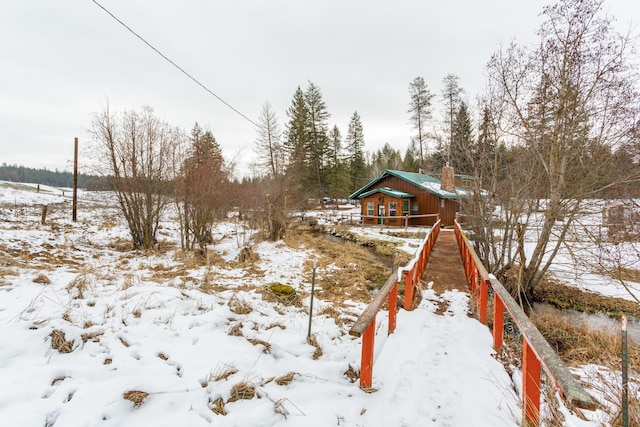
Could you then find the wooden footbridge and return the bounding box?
[349,220,595,426]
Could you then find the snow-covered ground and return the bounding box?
[0,182,633,426]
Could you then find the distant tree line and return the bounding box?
[0,164,109,190]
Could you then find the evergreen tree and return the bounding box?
[402,141,421,172]
[408,76,434,168]
[370,143,403,177]
[283,86,309,193]
[450,101,474,174]
[304,82,330,197]
[325,125,350,199]
[345,111,367,193]
[475,106,498,187]
[441,74,464,165]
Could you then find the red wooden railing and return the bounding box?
[349,219,441,388]
[454,221,595,425]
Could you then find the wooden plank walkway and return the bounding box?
[422,229,469,294]
[358,229,520,426]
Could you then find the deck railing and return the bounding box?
[349,219,441,388]
[454,220,595,425]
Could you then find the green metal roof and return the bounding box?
[348,169,465,200]
[357,187,415,199]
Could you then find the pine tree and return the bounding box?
[345,111,367,193]
[304,82,330,197]
[441,74,464,165]
[408,76,434,168]
[325,125,350,199]
[283,86,309,192]
[402,141,420,172]
[450,101,474,174]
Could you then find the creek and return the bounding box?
[533,303,640,345]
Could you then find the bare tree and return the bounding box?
[90,105,183,250]
[254,102,284,178]
[177,124,231,254]
[474,0,640,302]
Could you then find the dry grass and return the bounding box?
[50,330,73,353]
[66,269,95,299]
[210,363,238,382]
[344,364,359,383]
[228,382,255,402]
[247,338,272,354]
[227,323,244,337]
[33,273,51,284]
[237,246,259,263]
[122,390,149,407]
[211,397,227,415]
[275,372,296,386]
[307,334,323,360]
[229,295,253,315]
[532,312,640,369]
[284,228,393,305]
[81,331,103,343]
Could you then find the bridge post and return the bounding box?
[523,339,541,426]
[403,270,413,310]
[478,277,488,324]
[493,295,504,349]
[360,314,376,388]
[388,281,398,333]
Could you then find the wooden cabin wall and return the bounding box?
[359,175,460,226]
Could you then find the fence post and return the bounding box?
[403,270,413,310]
[388,281,398,334]
[523,339,541,426]
[478,277,488,324]
[622,315,629,427]
[360,316,376,388]
[493,295,504,349]
[41,205,48,225]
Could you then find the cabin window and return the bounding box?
[367,202,374,216]
[441,199,445,208]
[412,202,419,215]
[389,202,397,216]
[402,200,409,216]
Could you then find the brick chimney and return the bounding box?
[440,166,455,192]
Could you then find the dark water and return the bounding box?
[533,303,640,344]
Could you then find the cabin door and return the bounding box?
[377,204,385,225]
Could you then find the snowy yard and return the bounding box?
[0,183,636,426]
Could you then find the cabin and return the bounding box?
[348,167,475,227]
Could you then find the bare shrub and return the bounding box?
[237,246,259,264]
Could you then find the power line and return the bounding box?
[91,0,258,128]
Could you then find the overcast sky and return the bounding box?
[1,0,638,177]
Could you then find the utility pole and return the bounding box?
[72,137,78,222]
